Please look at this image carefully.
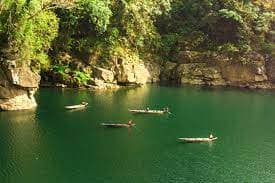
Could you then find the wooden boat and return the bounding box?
[101,123,136,128]
[128,109,169,114]
[64,102,88,110]
[178,137,218,143]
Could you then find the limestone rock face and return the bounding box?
[15,67,40,88]
[93,66,115,83]
[0,61,40,111]
[219,61,268,87]
[115,59,160,85]
[179,64,226,86]
[162,62,226,86]
[0,93,37,111]
[161,59,270,88]
[88,59,161,88]
[88,78,119,90]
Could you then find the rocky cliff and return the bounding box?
[88,57,161,89]
[0,60,40,111]
[42,52,161,90]
[2,52,275,111]
[161,51,273,89]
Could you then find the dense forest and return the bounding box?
[0,0,274,86]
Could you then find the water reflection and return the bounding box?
[0,109,37,124]
[0,109,38,182]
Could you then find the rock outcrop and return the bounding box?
[0,61,40,111]
[161,52,272,89]
[161,62,227,86]
[93,66,115,83]
[114,58,160,85]
[87,57,161,89]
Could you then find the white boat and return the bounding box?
[178,137,218,143]
[128,109,169,114]
[64,102,88,110]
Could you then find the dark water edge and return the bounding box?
[1,84,275,183]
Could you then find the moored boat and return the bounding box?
[101,123,136,128]
[128,108,170,114]
[178,137,218,143]
[65,102,88,110]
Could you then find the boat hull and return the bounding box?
[128,109,166,114]
[178,137,218,143]
[101,123,136,128]
[65,103,88,110]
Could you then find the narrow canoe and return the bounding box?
[128,109,168,114]
[101,123,136,128]
[65,102,88,110]
[178,137,218,143]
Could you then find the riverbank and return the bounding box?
[1,56,275,111]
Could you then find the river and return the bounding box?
[0,85,275,182]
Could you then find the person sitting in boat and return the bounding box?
[128,120,133,126]
[209,133,214,139]
[146,107,149,111]
[163,107,169,112]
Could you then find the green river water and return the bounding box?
[0,85,275,183]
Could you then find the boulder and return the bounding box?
[88,78,119,90]
[115,59,160,85]
[89,78,105,86]
[93,67,115,83]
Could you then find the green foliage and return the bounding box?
[73,70,91,85]
[254,12,275,33]
[161,33,179,59]
[1,0,274,86]
[76,0,112,33]
[157,0,275,61]
[218,9,243,23]
[53,64,69,75]
[0,0,58,69]
[52,0,172,66]
[260,42,275,55]
[217,43,239,55]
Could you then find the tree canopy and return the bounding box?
[0,0,274,85]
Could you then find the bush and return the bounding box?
[73,71,91,85]
[261,42,275,55]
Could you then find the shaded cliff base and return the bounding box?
[41,54,275,90]
[41,57,161,90]
[0,61,40,111]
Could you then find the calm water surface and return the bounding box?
[1,85,275,183]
